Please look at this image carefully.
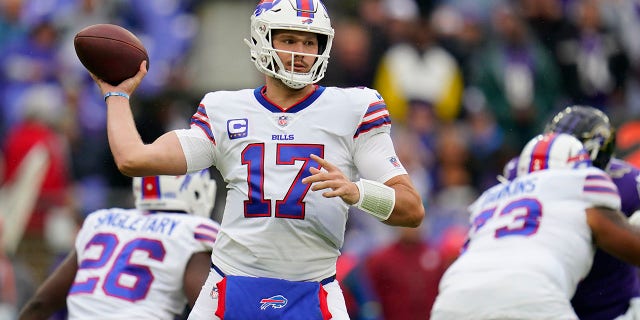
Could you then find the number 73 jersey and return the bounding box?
[433,167,620,319]
[175,85,404,281]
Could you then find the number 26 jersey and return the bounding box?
[66,208,219,319]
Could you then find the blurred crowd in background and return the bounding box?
[3,0,640,319]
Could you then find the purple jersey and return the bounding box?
[503,157,640,319]
[571,158,640,320]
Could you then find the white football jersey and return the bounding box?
[66,208,220,320]
[175,86,406,281]
[431,167,621,320]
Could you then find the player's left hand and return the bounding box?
[303,154,360,205]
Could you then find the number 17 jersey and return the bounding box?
[175,85,406,282]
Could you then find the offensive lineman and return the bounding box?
[502,106,640,319]
[432,133,640,319]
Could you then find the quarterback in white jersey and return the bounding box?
[178,85,404,281]
[19,170,220,320]
[87,0,425,319]
[432,133,640,320]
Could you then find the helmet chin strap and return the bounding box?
[277,69,311,89]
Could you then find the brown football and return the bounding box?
[74,24,149,86]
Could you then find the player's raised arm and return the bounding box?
[92,61,188,176]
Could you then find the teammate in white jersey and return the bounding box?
[86,0,425,319]
[431,133,640,320]
[18,169,220,320]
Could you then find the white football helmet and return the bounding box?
[132,169,217,218]
[517,133,592,177]
[245,0,334,89]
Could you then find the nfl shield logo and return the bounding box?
[278,115,288,127]
[388,156,401,168]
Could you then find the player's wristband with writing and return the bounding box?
[103,91,130,102]
[353,179,395,221]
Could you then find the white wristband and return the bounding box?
[103,91,130,102]
[353,179,395,221]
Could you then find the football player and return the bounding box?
[432,133,640,319]
[19,169,220,319]
[88,0,425,318]
[502,106,640,320]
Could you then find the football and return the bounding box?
[74,24,149,86]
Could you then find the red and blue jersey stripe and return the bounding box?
[583,174,619,195]
[190,104,216,145]
[194,223,219,246]
[354,100,391,138]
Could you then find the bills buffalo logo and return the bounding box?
[254,0,281,16]
[301,18,313,24]
[260,295,288,310]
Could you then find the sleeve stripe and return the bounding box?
[584,173,618,195]
[354,116,391,138]
[584,180,616,188]
[354,100,391,138]
[196,224,219,233]
[194,233,216,245]
[193,112,208,123]
[586,174,612,181]
[194,232,217,241]
[191,120,216,144]
[189,104,215,143]
[194,222,218,245]
[583,186,619,195]
[366,101,387,113]
[363,108,390,123]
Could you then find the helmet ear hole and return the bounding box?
[317,34,327,54]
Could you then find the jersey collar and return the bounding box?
[253,85,325,113]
